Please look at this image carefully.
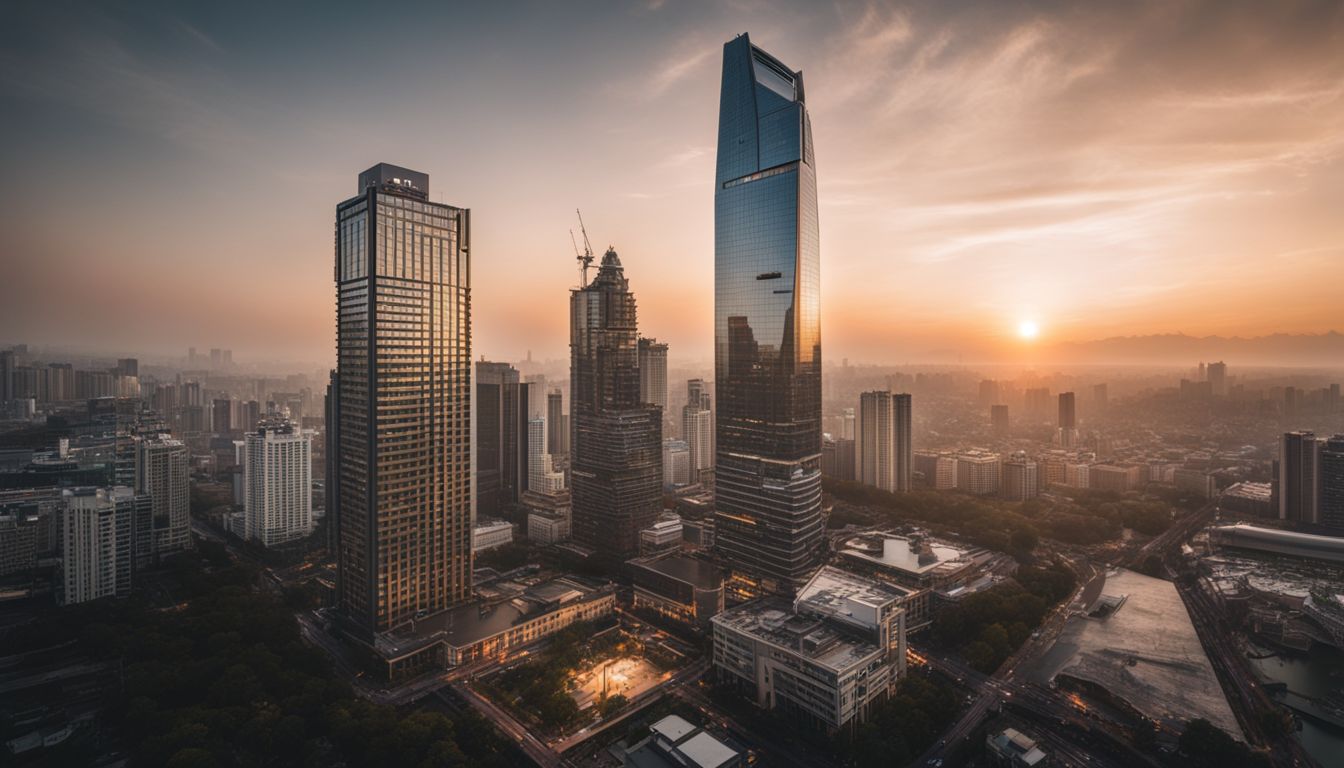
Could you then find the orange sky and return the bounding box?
[2,1,1342,366]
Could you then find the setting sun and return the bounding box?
[1018,320,1040,340]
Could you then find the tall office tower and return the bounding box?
[821,437,855,481]
[663,439,691,486]
[1319,435,1344,534]
[524,374,548,420]
[712,34,824,592]
[1207,361,1227,396]
[570,247,662,558]
[476,361,530,517]
[990,404,1010,437]
[527,417,566,494]
[242,419,313,547]
[978,379,999,407]
[856,391,912,493]
[334,164,472,639]
[842,407,855,441]
[1279,431,1322,525]
[1001,452,1039,502]
[212,398,233,434]
[546,388,568,456]
[1057,392,1078,448]
[1093,383,1109,413]
[325,371,340,553]
[115,358,138,378]
[638,337,669,412]
[136,436,189,556]
[0,349,13,401]
[683,379,714,484]
[60,487,146,604]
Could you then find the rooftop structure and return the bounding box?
[986,727,1048,767]
[1209,524,1344,564]
[629,553,725,626]
[623,714,742,768]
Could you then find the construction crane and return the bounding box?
[574,208,594,286]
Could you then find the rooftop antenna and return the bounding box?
[575,208,594,286]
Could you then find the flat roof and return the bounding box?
[839,532,971,576]
[678,731,739,768]
[650,714,696,743]
[631,555,723,590]
[713,597,882,673]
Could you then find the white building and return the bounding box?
[135,436,190,556]
[956,450,1001,495]
[528,510,571,545]
[61,487,145,604]
[1001,453,1039,501]
[473,519,514,552]
[639,338,669,413]
[856,391,912,493]
[682,401,713,485]
[711,566,907,732]
[640,514,683,556]
[242,420,313,547]
[934,456,958,489]
[527,417,566,494]
[663,439,691,487]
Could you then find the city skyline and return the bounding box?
[4,1,1344,366]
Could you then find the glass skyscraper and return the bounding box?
[334,164,472,641]
[712,34,824,593]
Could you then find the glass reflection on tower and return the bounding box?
[712,34,824,593]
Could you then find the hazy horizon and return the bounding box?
[3,0,1342,365]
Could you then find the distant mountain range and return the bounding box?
[1042,332,1344,366]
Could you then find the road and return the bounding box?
[446,680,563,768]
[671,681,836,768]
[552,657,710,754]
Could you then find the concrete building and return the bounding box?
[527,508,571,545]
[241,419,313,547]
[622,714,742,768]
[712,566,907,732]
[1090,464,1142,493]
[986,727,1048,767]
[1001,452,1039,501]
[373,576,615,679]
[1207,361,1227,396]
[60,487,148,604]
[956,450,1000,495]
[821,437,855,482]
[682,380,713,485]
[1218,482,1274,518]
[856,391,912,493]
[1279,431,1323,525]
[629,553,725,627]
[639,337,669,413]
[1057,391,1078,448]
[663,439,691,487]
[135,436,189,556]
[1209,524,1344,564]
[991,404,1009,437]
[472,519,514,553]
[640,514,683,556]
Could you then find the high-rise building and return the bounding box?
[1319,435,1344,534]
[856,391,911,493]
[476,361,530,518]
[212,398,233,434]
[135,436,189,556]
[242,419,313,547]
[1001,452,1039,502]
[956,451,1001,495]
[60,487,147,604]
[821,437,855,482]
[1057,392,1078,448]
[663,439,691,487]
[842,407,855,441]
[638,337,669,413]
[527,417,565,494]
[325,370,340,553]
[1207,361,1227,396]
[0,349,14,401]
[712,33,824,593]
[990,404,1009,438]
[978,379,999,407]
[570,247,662,558]
[682,379,714,485]
[334,163,472,640]
[546,389,568,456]
[1279,431,1322,525]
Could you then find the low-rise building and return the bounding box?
[986,727,1048,767]
[956,450,1000,495]
[373,575,615,679]
[622,714,742,768]
[1219,482,1274,518]
[472,519,515,553]
[712,566,907,733]
[639,514,682,556]
[628,553,724,627]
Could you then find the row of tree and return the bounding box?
[931,561,1078,673]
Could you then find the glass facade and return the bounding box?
[713,35,824,592]
[335,164,472,639]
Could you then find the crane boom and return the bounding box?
[574,208,594,286]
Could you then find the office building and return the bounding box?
[629,554,725,628]
[1319,435,1344,534]
[1093,383,1109,413]
[842,407,855,441]
[135,436,189,556]
[60,487,147,604]
[641,514,684,556]
[527,505,571,545]
[212,398,232,434]
[1207,361,1227,396]
[821,436,855,482]
[856,391,912,493]
[639,337,669,412]
[546,388,568,456]
[527,417,565,494]
[570,247,662,558]
[334,163,472,641]
[991,404,1009,437]
[1090,464,1142,493]
[683,379,714,485]
[1001,452,1038,501]
[711,35,825,592]
[1057,392,1077,448]
[1279,431,1322,525]
[712,566,907,732]
[0,350,13,401]
[472,519,514,553]
[477,361,529,518]
[956,450,1001,495]
[241,419,313,547]
[663,439,691,487]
